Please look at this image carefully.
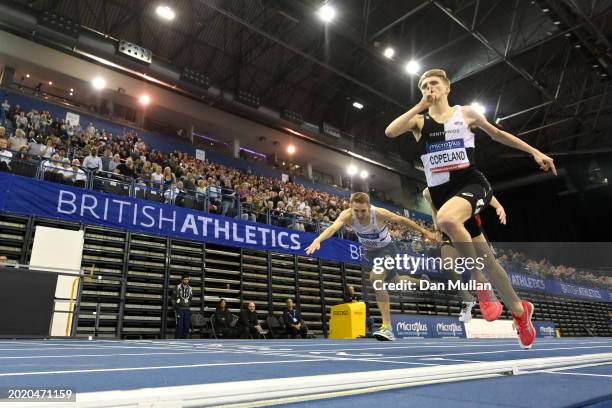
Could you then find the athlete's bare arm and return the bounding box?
[376,207,439,242]
[490,196,507,225]
[384,90,438,139]
[305,209,352,255]
[464,106,557,176]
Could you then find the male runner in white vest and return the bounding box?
[305,192,439,340]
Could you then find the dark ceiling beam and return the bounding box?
[107,1,143,33]
[196,0,406,109]
[431,0,606,150]
[168,9,218,63]
[564,0,611,49]
[451,8,612,84]
[544,0,612,77]
[367,2,429,41]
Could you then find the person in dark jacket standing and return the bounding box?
[214,298,236,338]
[171,274,192,339]
[283,298,308,339]
[239,302,263,339]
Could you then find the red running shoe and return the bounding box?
[476,289,503,322]
[512,301,536,349]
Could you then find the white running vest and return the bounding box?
[350,205,392,249]
[419,105,476,187]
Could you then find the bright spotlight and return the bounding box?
[352,101,364,110]
[318,4,336,23]
[92,77,106,90]
[347,165,358,176]
[287,145,296,154]
[25,74,30,78]
[140,94,151,105]
[471,102,486,115]
[383,47,395,59]
[48,81,53,85]
[359,170,369,179]
[156,5,176,20]
[404,59,420,75]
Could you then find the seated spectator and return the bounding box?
[41,138,55,159]
[150,164,164,187]
[238,301,264,339]
[115,157,136,179]
[195,179,207,195]
[282,298,308,339]
[42,153,61,173]
[58,158,73,180]
[100,147,113,172]
[16,145,30,161]
[83,147,103,173]
[206,179,221,213]
[164,181,180,204]
[70,159,87,185]
[240,196,257,222]
[343,285,360,303]
[15,111,28,129]
[162,166,175,188]
[9,128,27,152]
[183,172,196,192]
[175,180,188,206]
[108,154,121,174]
[0,137,12,171]
[213,298,236,338]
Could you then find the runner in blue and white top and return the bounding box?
[305,192,439,341]
[385,68,557,349]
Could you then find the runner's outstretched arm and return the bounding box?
[305,210,352,255]
[465,106,557,175]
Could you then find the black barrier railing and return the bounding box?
[0,264,90,338]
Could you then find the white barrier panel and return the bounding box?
[464,318,517,339]
[30,226,84,336]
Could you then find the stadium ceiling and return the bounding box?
[5,0,612,181]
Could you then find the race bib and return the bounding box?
[425,139,470,173]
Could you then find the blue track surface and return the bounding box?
[0,337,611,407]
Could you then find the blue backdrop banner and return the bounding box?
[0,173,362,264]
[545,278,609,302]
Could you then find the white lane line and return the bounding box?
[0,345,205,351]
[421,357,484,363]
[364,345,612,360]
[0,350,230,360]
[0,358,340,377]
[540,371,612,378]
[280,342,612,354]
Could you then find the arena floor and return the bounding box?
[0,337,611,407]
